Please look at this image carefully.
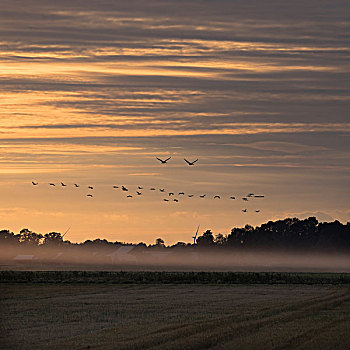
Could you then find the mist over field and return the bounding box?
[1,216,349,272]
[1,245,349,272]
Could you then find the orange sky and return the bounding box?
[0,1,349,244]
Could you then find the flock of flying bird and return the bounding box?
[30,157,265,213]
[157,157,198,166]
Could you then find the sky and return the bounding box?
[0,0,349,244]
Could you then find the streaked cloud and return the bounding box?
[0,0,349,242]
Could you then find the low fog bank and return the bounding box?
[1,245,349,272]
[1,217,349,272]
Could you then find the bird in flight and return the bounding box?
[254,195,265,198]
[163,199,169,202]
[188,194,194,197]
[173,199,179,202]
[49,183,55,186]
[88,186,94,190]
[138,186,143,189]
[184,158,198,166]
[242,198,248,201]
[150,188,156,191]
[247,193,254,197]
[255,210,260,213]
[127,195,133,198]
[214,195,220,199]
[199,194,206,198]
[178,192,185,195]
[159,189,165,192]
[87,194,93,197]
[156,157,171,164]
[136,191,142,195]
[32,181,38,185]
[230,196,235,200]
[74,184,79,187]
[113,186,119,189]
[61,182,67,187]
[122,186,128,191]
[169,192,174,196]
[242,209,247,212]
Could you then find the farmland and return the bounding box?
[1,273,349,349]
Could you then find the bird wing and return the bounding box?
[156,157,163,162]
[192,159,198,164]
[165,157,171,162]
[184,158,190,164]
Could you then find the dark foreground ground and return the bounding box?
[1,273,349,350]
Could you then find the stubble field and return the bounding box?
[1,278,349,349]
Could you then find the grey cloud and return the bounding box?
[1,1,349,168]
[223,141,330,154]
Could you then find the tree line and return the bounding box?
[1,217,349,253]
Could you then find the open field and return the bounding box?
[1,279,349,349]
[1,270,350,285]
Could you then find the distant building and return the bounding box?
[13,254,36,261]
[107,246,138,263]
[52,252,63,260]
[149,251,171,260]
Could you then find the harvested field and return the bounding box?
[1,281,349,349]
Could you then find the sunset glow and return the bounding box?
[0,0,349,244]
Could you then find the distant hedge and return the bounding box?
[1,271,349,284]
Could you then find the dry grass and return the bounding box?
[1,283,349,349]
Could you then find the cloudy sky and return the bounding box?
[0,0,349,244]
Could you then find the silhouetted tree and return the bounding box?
[316,220,350,251]
[43,232,63,246]
[0,230,18,245]
[0,217,349,255]
[19,228,42,246]
[214,233,227,246]
[196,230,214,247]
[155,238,165,246]
[227,227,247,248]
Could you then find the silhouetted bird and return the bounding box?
[230,196,235,199]
[184,158,198,166]
[200,194,206,198]
[150,188,156,191]
[178,192,185,195]
[32,181,38,185]
[127,195,133,198]
[254,195,265,198]
[188,194,194,197]
[136,191,142,195]
[138,186,143,189]
[74,184,79,187]
[242,198,248,201]
[169,192,174,196]
[113,186,119,189]
[163,199,169,202]
[247,193,254,197]
[49,183,55,186]
[122,186,128,191]
[214,195,220,199]
[156,157,171,164]
[173,199,179,202]
[159,189,165,192]
[88,186,94,189]
[61,182,67,187]
[255,210,260,213]
[87,194,93,197]
[242,209,247,212]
